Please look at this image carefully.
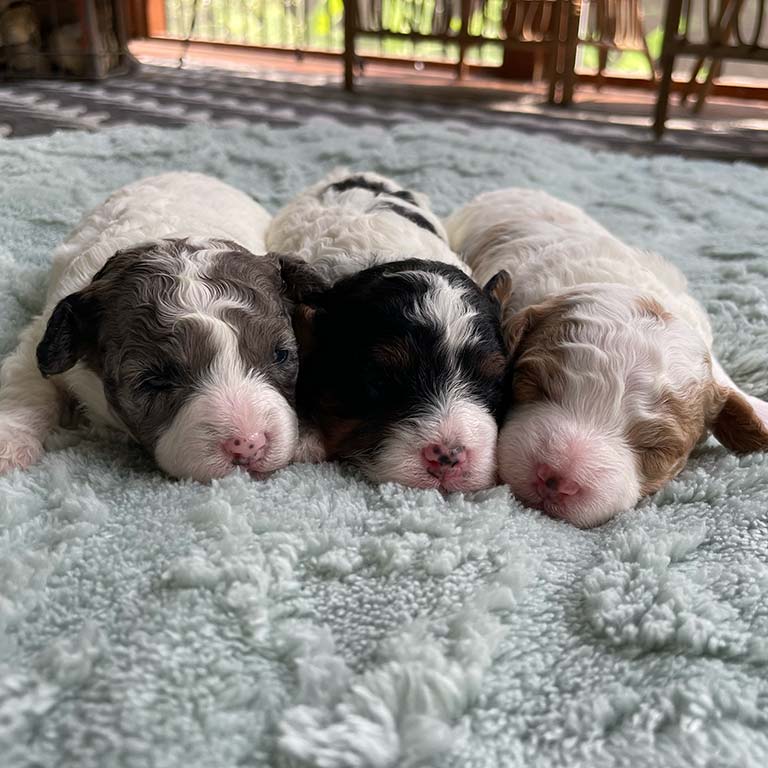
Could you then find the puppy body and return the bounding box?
[0,172,313,481]
[266,169,470,283]
[268,170,508,490]
[294,259,508,492]
[45,171,271,310]
[447,188,768,525]
[447,189,712,344]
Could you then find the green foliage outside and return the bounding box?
[163,0,662,73]
[580,26,664,76]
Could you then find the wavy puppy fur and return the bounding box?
[266,169,469,284]
[0,172,324,481]
[295,259,509,493]
[447,188,768,527]
[271,170,510,490]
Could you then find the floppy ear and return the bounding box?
[36,292,99,377]
[502,294,571,359]
[483,270,513,307]
[501,302,549,359]
[710,357,768,454]
[711,388,768,454]
[292,304,323,359]
[278,254,328,303]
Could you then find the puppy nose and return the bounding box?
[422,442,467,470]
[536,464,580,498]
[223,433,267,464]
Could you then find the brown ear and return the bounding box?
[502,305,536,358]
[292,304,318,358]
[483,270,513,306]
[711,387,768,454]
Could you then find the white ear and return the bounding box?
[711,358,768,453]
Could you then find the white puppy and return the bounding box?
[447,188,768,526]
[0,172,322,481]
[266,169,469,281]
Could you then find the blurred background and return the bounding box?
[1,0,766,161]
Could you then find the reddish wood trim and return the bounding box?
[145,0,167,37]
[578,71,768,101]
[146,36,343,59]
[138,38,768,103]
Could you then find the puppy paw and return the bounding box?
[0,425,44,474]
[293,426,327,464]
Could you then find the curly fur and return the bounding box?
[0,172,305,481]
[266,169,469,283]
[447,188,768,526]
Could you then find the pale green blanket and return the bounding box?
[1,121,767,768]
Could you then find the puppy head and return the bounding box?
[497,285,768,527]
[295,260,511,492]
[37,238,325,481]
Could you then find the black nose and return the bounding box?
[437,446,464,467]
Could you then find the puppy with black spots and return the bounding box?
[269,170,511,491]
[0,172,323,481]
[266,168,470,281]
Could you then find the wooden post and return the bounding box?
[343,0,355,91]
[559,0,581,105]
[653,0,685,138]
[456,0,471,80]
[124,0,149,37]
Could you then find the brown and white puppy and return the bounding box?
[447,188,768,526]
[0,172,323,481]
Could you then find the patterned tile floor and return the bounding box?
[0,40,766,164]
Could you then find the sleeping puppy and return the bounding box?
[266,168,470,281]
[0,172,322,481]
[447,188,768,526]
[294,259,509,492]
[268,169,510,491]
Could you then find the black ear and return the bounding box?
[483,270,513,306]
[36,292,98,377]
[278,254,329,304]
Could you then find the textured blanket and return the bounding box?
[1,121,768,768]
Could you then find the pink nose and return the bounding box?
[535,463,580,500]
[223,433,267,465]
[422,442,467,475]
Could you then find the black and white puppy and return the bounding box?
[268,169,511,490]
[295,259,511,492]
[0,172,322,481]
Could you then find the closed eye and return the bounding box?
[638,442,685,459]
[136,365,183,393]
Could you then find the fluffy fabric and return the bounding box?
[1,121,768,768]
